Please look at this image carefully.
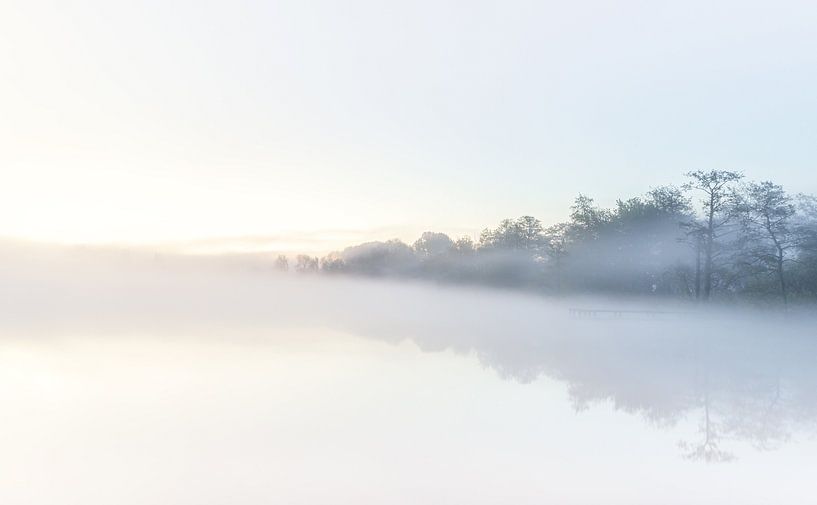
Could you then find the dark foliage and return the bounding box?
[295,173,817,305]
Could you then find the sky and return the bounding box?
[2,0,816,253]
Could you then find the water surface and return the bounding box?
[1,268,816,504]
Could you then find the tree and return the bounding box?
[274,255,289,272]
[479,216,545,252]
[479,219,518,249]
[737,181,796,305]
[544,223,570,293]
[790,194,817,297]
[683,170,744,300]
[337,239,419,276]
[611,189,693,296]
[515,216,545,251]
[569,195,612,240]
[413,232,454,257]
[320,255,345,273]
[646,185,692,216]
[295,254,319,273]
[453,236,475,254]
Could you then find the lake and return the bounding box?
[1,269,816,504]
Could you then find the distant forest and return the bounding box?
[278,171,817,305]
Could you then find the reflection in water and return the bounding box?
[340,303,817,462]
[2,252,817,464]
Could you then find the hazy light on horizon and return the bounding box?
[2,0,816,245]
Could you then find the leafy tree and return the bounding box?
[569,195,613,240]
[645,185,692,216]
[295,255,319,273]
[543,222,570,293]
[480,216,545,252]
[515,216,546,251]
[790,195,817,297]
[338,239,419,276]
[320,255,345,273]
[453,236,475,254]
[413,232,454,257]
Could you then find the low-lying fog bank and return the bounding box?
[3,241,817,464]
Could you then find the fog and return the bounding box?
[2,240,817,503]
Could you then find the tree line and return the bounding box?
[277,171,817,305]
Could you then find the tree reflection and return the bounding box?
[332,300,817,462]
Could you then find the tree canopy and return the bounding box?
[282,172,817,305]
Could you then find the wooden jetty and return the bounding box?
[568,308,688,320]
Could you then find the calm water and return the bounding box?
[1,270,816,504]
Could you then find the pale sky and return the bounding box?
[2,0,816,252]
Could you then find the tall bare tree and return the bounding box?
[683,170,744,300]
[738,181,797,306]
